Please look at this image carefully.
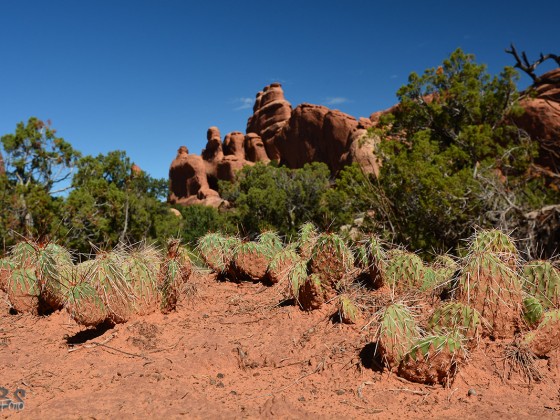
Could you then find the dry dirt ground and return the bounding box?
[1,270,559,419]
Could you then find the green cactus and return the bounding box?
[522,295,544,328]
[298,273,325,310]
[0,257,14,292]
[36,243,74,310]
[6,268,41,314]
[287,259,308,300]
[258,231,284,254]
[384,250,425,291]
[197,233,239,273]
[309,233,354,292]
[522,260,560,309]
[124,245,162,315]
[378,303,421,368]
[87,251,135,323]
[398,331,466,385]
[423,254,458,292]
[338,294,359,324]
[66,280,109,327]
[296,222,319,261]
[10,241,37,268]
[356,235,387,288]
[428,302,480,337]
[467,229,518,267]
[458,251,523,339]
[267,248,301,285]
[233,240,274,281]
[523,309,560,357]
[406,332,466,361]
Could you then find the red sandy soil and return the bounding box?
[1,270,559,419]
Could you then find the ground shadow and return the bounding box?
[65,320,114,345]
[359,342,385,373]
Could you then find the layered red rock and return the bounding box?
[246,83,292,161]
[168,146,223,208]
[169,83,381,207]
[274,103,379,175]
[514,68,560,173]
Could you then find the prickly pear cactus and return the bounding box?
[338,294,360,324]
[467,229,518,267]
[232,241,274,281]
[0,257,14,292]
[309,233,353,294]
[296,222,318,261]
[428,302,480,338]
[197,233,239,273]
[267,248,301,285]
[6,268,41,314]
[356,235,387,288]
[378,303,421,369]
[384,250,425,292]
[398,332,466,386]
[66,279,109,327]
[522,295,544,328]
[523,309,560,357]
[458,251,522,339]
[522,260,560,309]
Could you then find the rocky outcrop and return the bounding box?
[274,104,379,175]
[168,146,223,208]
[514,69,560,173]
[247,83,292,161]
[168,83,381,206]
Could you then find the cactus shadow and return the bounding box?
[359,342,385,373]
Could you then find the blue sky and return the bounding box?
[1,0,559,181]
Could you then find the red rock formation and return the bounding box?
[168,83,381,207]
[274,103,379,175]
[514,68,560,172]
[223,131,246,159]
[168,146,223,208]
[202,126,224,190]
[246,83,292,161]
[245,133,270,163]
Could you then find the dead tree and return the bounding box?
[505,44,560,84]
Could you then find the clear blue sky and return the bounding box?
[1,0,559,181]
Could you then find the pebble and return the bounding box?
[467,389,477,397]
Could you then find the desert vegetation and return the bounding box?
[2,225,558,387]
[1,48,559,410]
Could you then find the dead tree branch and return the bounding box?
[505,44,560,83]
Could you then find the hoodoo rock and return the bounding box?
[246,83,292,161]
[168,146,222,208]
[167,83,385,206]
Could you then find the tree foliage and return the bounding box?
[374,48,553,252]
[60,151,177,253]
[219,162,331,238]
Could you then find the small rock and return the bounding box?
[209,379,216,385]
[217,382,225,388]
[336,389,345,395]
[298,396,306,402]
[230,390,237,395]
[467,389,477,397]
[217,373,225,379]
[202,314,209,319]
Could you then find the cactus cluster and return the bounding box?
[0,239,193,327]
